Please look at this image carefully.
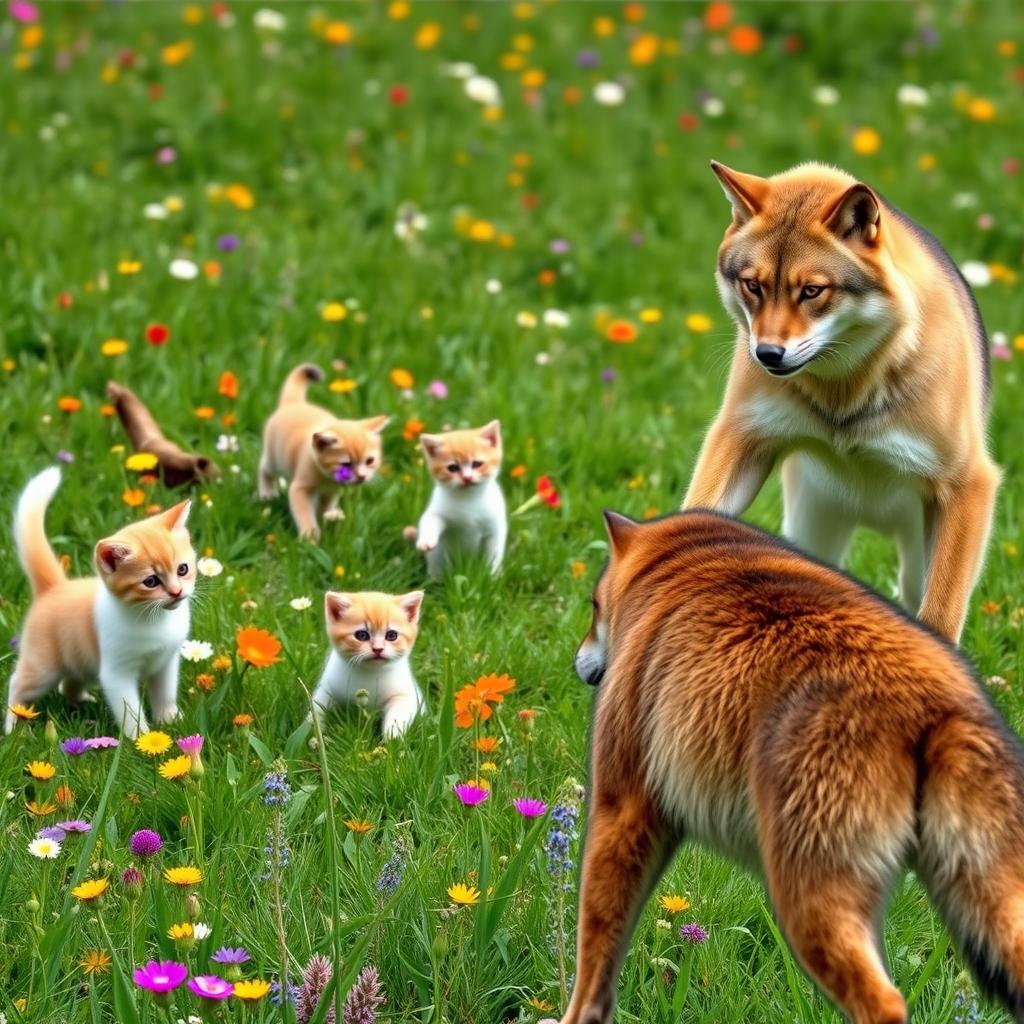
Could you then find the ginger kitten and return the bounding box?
[5,468,196,738]
[309,590,425,739]
[416,420,506,578]
[562,509,1024,1024]
[258,363,389,540]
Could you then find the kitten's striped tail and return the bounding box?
[14,467,65,595]
[278,363,324,405]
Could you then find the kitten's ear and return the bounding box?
[420,433,442,458]
[603,509,640,557]
[95,539,132,575]
[478,420,502,448]
[312,431,338,452]
[823,183,881,247]
[397,590,424,625]
[159,500,191,531]
[710,160,769,226]
[361,415,390,435]
[325,591,352,623]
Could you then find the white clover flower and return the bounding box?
[543,309,570,329]
[593,81,626,107]
[180,640,214,663]
[702,96,725,118]
[169,258,199,280]
[897,83,929,107]
[28,837,62,859]
[960,261,991,287]
[812,84,840,106]
[464,75,501,106]
[442,61,477,79]
[144,202,169,220]
[197,557,223,577]
[485,278,502,295]
[253,8,286,31]
[215,434,239,453]
[289,596,312,611]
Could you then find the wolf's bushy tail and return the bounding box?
[278,363,324,405]
[916,709,1024,1021]
[14,467,65,596]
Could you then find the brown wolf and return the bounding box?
[561,510,1024,1024]
[683,161,1000,643]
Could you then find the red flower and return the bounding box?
[146,323,170,346]
[536,475,560,509]
[148,84,164,101]
[678,112,699,132]
[218,371,239,400]
[56,291,73,309]
[388,84,409,105]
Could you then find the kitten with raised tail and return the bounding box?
[258,363,390,540]
[5,468,196,738]
[309,590,425,739]
[416,420,507,578]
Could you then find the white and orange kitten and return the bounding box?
[309,590,425,739]
[416,420,507,579]
[5,468,196,738]
[258,363,390,540]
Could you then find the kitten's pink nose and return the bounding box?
[167,587,182,599]
[371,645,385,657]
[356,473,367,482]
[461,474,474,484]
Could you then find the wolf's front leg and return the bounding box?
[147,654,181,724]
[682,414,775,516]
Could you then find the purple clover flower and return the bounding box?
[334,464,355,484]
[61,737,89,756]
[56,819,90,833]
[217,233,241,251]
[679,923,709,944]
[129,829,163,857]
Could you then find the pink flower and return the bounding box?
[9,0,39,23]
[512,798,547,818]
[188,975,234,1000]
[133,960,187,993]
[427,379,448,399]
[453,784,489,807]
[176,734,204,756]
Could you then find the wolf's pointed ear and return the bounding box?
[398,590,425,624]
[325,591,352,623]
[823,184,881,247]
[710,160,769,225]
[603,510,639,556]
[96,540,132,575]
[159,500,191,531]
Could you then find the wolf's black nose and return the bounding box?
[755,344,786,368]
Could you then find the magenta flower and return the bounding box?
[85,736,119,749]
[512,798,547,818]
[679,923,709,945]
[61,737,89,756]
[452,784,489,807]
[427,379,448,399]
[334,464,355,484]
[129,829,163,857]
[122,865,144,895]
[188,975,234,1000]
[133,960,188,993]
[9,0,39,23]
[176,734,204,755]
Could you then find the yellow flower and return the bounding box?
[164,865,203,886]
[101,338,129,357]
[639,307,663,324]
[593,15,616,36]
[161,40,194,66]
[125,452,159,472]
[329,378,357,393]
[918,153,937,172]
[81,949,112,975]
[629,32,659,66]
[967,97,996,122]
[390,367,414,389]
[72,878,109,902]
[659,894,691,914]
[322,302,348,322]
[528,996,555,1011]
[685,313,712,333]
[447,882,480,906]
[26,761,56,781]
[136,731,173,756]
[183,4,204,24]
[521,68,545,90]
[117,260,142,275]
[168,922,194,940]
[387,0,410,19]
[159,755,191,781]
[21,25,43,48]
[26,800,57,816]
[414,21,442,50]
[9,703,40,721]
[468,219,496,242]
[323,21,353,46]
[234,979,271,1001]
[224,183,255,210]
[344,819,374,833]
[851,127,881,155]
[571,560,586,578]
[212,655,232,671]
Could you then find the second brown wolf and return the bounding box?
[562,510,1024,1024]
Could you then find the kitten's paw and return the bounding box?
[300,527,322,542]
[417,537,437,552]
[323,508,345,522]
[154,704,180,724]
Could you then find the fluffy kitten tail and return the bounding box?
[14,467,65,596]
[917,711,1024,1019]
[279,363,324,405]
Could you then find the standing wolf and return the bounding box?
[683,161,999,642]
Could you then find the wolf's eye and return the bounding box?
[177,563,189,577]
[385,629,399,642]
[800,284,825,301]
[742,278,761,297]
[354,629,371,642]
[471,460,484,469]
[142,575,161,589]
[447,463,459,473]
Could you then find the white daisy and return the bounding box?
[543,309,570,329]
[253,8,286,31]
[290,596,312,611]
[812,84,840,106]
[464,75,501,106]
[180,640,214,663]
[169,258,199,280]
[144,202,169,220]
[593,81,626,107]
[192,922,212,940]
[215,434,238,453]
[197,557,223,577]
[29,837,62,859]
[897,83,929,107]
[960,261,991,287]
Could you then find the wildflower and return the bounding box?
[168,922,194,943]
[188,974,233,1001]
[454,673,516,727]
[897,83,929,107]
[473,736,500,753]
[403,419,424,441]
[212,947,251,966]
[728,24,762,54]
[414,21,442,49]
[447,882,480,906]
[81,949,112,975]
[813,84,840,106]
[25,801,57,816]
[159,756,191,781]
[26,761,55,781]
[236,626,282,667]
[124,452,158,473]
[133,960,188,993]
[660,895,691,914]
[180,640,213,662]
[169,258,199,280]
[146,323,170,346]
[263,766,292,806]
[513,798,547,818]
[164,865,203,886]
[389,368,414,389]
[28,836,61,859]
[345,819,374,833]
[217,233,241,251]
[322,301,348,322]
[197,557,223,577]
[129,829,164,857]
[122,489,146,507]
[56,818,90,834]
[72,878,109,902]
[685,313,713,333]
[9,703,39,722]
[233,713,254,728]
[234,979,271,1001]
[324,20,353,45]
[178,734,204,757]
[967,98,996,122]
[453,783,490,807]
[528,995,556,1011]
[57,396,82,413]
[296,953,332,1023]
[343,965,386,1023]
[101,338,129,357]
[36,826,66,842]
[86,736,119,749]
[593,81,626,106]
[852,127,881,156]
[543,309,571,328]
[376,831,410,896]
[545,796,581,881]
[537,475,560,509]
[136,731,173,756]
[121,866,145,896]
[465,75,501,105]
[290,596,312,611]
[679,923,709,944]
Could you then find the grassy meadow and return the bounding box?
[1,1,1023,1021]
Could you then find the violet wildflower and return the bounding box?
[60,737,88,756]
[342,965,385,1024]
[211,946,250,982]
[217,233,240,251]
[513,798,547,818]
[85,736,119,749]
[188,975,234,1000]
[678,923,708,944]
[55,449,74,464]
[600,367,618,384]
[36,825,66,842]
[129,829,163,857]
[296,953,334,1024]
[375,830,410,897]
[576,49,600,68]
[452,783,489,807]
[270,979,300,1006]
[549,238,571,254]
[56,819,90,834]
[334,464,355,484]
[263,766,292,806]
[177,733,205,777]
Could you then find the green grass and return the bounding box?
[1,1,1022,1021]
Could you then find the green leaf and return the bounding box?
[284,719,311,761]
[248,733,274,766]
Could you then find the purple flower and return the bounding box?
[188,975,234,1000]
[56,819,91,833]
[122,865,144,894]
[600,368,618,383]
[37,826,66,842]
[129,829,163,857]
[217,233,241,252]
[678,923,709,944]
[177,734,204,755]
[56,449,74,464]
[85,736,119,749]
[452,784,489,807]
[133,960,187,993]
[297,953,333,1024]
[342,965,385,1024]
[61,738,89,756]
[427,379,448,399]
[9,635,19,650]
[549,238,571,254]
[211,947,251,965]
[576,48,599,68]
[334,464,355,484]
[154,146,177,165]
[513,798,547,818]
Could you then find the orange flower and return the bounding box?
[26,801,57,817]
[728,24,762,54]
[56,784,75,807]
[509,464,527,479]
[233,713,254,727]
[704,1,733,30]
[218,371,238,399]
[195,673,215,692]
[57,396,82,413]
[195,406,215,420]
[122,489,146,507]
[390,368,414,389]
[403,419,425,441]
[472,736,501,753]
[454,673,516,728]
[236,626,282,668]
[99,403,116,417]
[605,320,637,344]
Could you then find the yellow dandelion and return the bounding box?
[117,260,142,275]
[72,878,109,902]
[322,302,348,322]
[135,731,173,756]
[329,378,357,393]
[101,338,129,357]
[685,313,713,333]
[414,21,442,50]
[168,922,194,940]
[159,755,191,782]
[164,865,203,887]
[659,894,691,914]
[125,452,159,472]
[26,760,56,781]
[967,97,996,122]
[447,882,480,906]
[851,127,881,155]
